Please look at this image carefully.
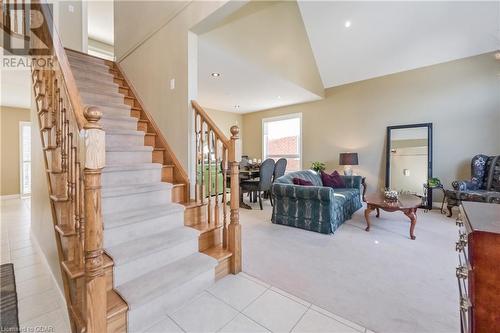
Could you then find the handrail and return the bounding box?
[192,101,230,147]
[191,101,241,273]
[34,0,87,130]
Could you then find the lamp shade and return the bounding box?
[339,152,359,166]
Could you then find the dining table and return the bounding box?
[225,165,260,209]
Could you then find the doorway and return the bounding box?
[19,121,31,197]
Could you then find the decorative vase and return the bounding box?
[384,189,399,201]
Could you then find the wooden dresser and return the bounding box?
[456,202,500,332]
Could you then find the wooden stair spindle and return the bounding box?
[83,107,107,333]
[191,101,241,275]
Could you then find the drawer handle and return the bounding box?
[456,265,468,279]
[460,296,471,311]
[455,239,467,252]
[455,233,468,252]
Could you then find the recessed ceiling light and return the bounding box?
[211,72,221,77]
[344,20,351,28]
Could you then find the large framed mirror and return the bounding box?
[385,123,433,209]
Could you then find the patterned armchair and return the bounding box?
[271,170,362,234]
[445,154,500,216]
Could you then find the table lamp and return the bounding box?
[339,152,358,176]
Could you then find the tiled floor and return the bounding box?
[0,198,71,332]
[1,198,375,332]
[148,273,374,333]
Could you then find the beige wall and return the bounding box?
[205,108,242,139]
[51,0,85,52]
[242,53,500,197]
[205,108,243,159]
[114,1,190,60]
[0,106,31,196]
[116,1,230,171]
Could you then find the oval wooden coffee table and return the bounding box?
[364,193,422,240]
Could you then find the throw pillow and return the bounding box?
[293,178,313,186]
[321,170,345,188]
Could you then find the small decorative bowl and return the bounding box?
[384,190,399,201]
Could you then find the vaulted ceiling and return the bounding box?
[298,1,499,88]
[198,0,499,113]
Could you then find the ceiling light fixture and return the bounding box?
[277,95,282,99]
[211,72,221,77]
[344,20,351,28]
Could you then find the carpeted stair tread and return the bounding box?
[103,163,162,173]
[106,145,153,152]
[106,227,199,265]
[100,113,137,121]
[73,77,119,90]
[68,57,110,72]
[80,90,126,100]
[71,65,115,78]
[116,253,217,309]
[97,105,132,115]
[102,182,172,198]
[105,128,145,136]
[66,51,110,65]
[103,202,184,230]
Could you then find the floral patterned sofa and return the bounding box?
[271,170,362,234]
[445,154,500,216]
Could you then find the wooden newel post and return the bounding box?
[228,125,241,274]
[83,106,107,333]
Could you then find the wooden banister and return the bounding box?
[191,101,241,273]
[192,101,230,147]
[33,0,87,130]
[28,2,108,332]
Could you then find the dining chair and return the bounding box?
[273,158,287,181]
[269,158,287,206]
[241,158,275,210]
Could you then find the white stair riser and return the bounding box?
[102,167,161,187]
[113,238,199,287]
[106,133,144,148]
[102,188,171,215]
[103,211,184,247]
[106,150,152,165]
[128,270,215,333]
[100,117,138,131]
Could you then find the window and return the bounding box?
[19,122,31,197]
[262,113,302,172]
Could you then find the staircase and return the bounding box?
[26,1,241,332]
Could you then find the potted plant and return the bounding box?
[311,162,326,173]
[427,177,442,188]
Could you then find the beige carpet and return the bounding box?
[240,200,459,333]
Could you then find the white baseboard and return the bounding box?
[30,231,68,311]
[1,194,20,200]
